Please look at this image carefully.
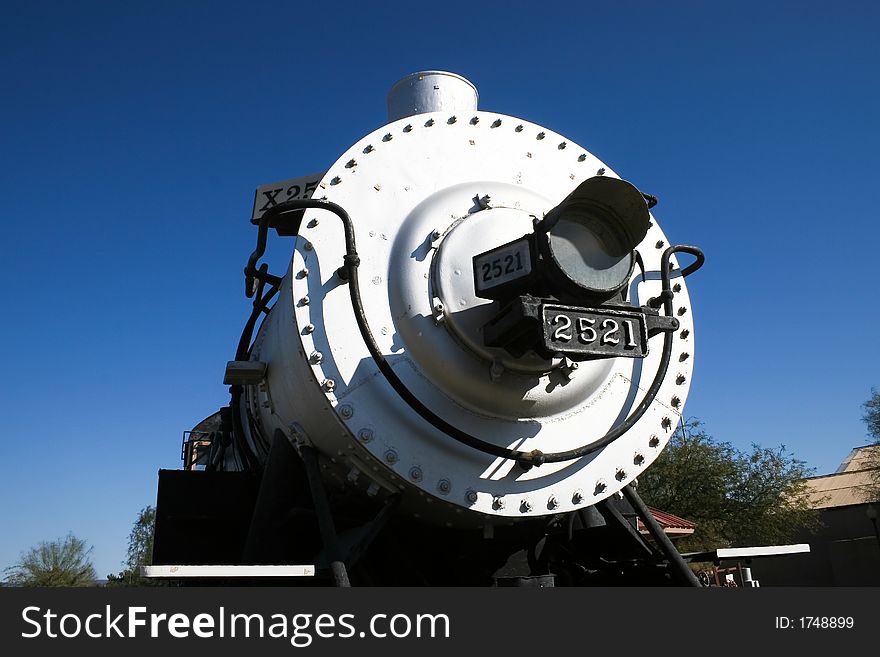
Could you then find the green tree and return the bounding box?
[637,420,819,552]
[4,533,97,587]
[863,388,880,442]
[861,389,880,502]
[106,506,162,586]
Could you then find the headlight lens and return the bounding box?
[547,209,634,294]
[539,177,650,301]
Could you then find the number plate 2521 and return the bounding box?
[473,239,532,293]
[542,304,648,358]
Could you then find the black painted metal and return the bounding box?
[596,497,659,559]
[152,469,260,567]
[621,484,702,587]
[297,439,351,587]
[241,432,315,565]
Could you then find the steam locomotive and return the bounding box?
[151,71,705,586]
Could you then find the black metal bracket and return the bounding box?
[482,295,679,359]
[644,307,680,338]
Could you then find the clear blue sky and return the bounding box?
[2,1,878,578]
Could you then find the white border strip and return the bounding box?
[141,565,316,578]
[715,544,810,559]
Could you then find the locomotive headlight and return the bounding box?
[472,176,651,304]
[537,176,650,302]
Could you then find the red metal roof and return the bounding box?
[637,506,697,532]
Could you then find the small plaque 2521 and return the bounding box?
[542,304,648,358]
[473,238,532,293]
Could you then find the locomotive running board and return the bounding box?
[141,564,315,578]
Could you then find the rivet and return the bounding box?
[409,467,423,482]
[649,435,660,448]
[297,268,309,279]
[679,352,690,362]
[489,359,504,383]
[338,404,354,419]
[309,351,323,364]
[515,124,523,132]
[656,240,665,249]
[431,229,442,241]
[597,167,606,175]
[307,218,319,228]
[558,141,567,149]
[403,124,412,132]
[322,379,335,392]
[572,490,584,504]
[491,119,502,128]
[382,133,393,141]
[470,116,479,124]
[676,374,686,385]
[673,283,682,293]
[671,396,681,408]
[299,295,310,306]
[594,481,607,495]
[680,329,690,339]
[615,469,627,481]
[363,144,374,153]
[536,132,545,140]
[331,176,341,185]
[677,307,688,316]
[357,428,373,443]
[384,450,398,464]
[578,154,587,161]
[448,115,457,124]
[492,496,505,510]
[520,499,533,513]
[634,453,645,466]
[437,479,451,495]
[661,417,673,430]
[345,159,356,168]
[303,323,315,335]
[373,184,381,191]
[465,489,478,504]
[425,118,435,127]
[547,496,559,510]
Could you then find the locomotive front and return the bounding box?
[161,71,705,585]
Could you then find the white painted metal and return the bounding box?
[244,102,696,529]
[715,544,811,559]
[387,71,478,121]
[140,564,315,578]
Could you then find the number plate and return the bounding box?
[473,238,532,293]
[542,304,648,358]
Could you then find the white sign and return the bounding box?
[473,238,532,292]
[251,171,326,224]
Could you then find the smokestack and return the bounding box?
[386,70,478,122]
